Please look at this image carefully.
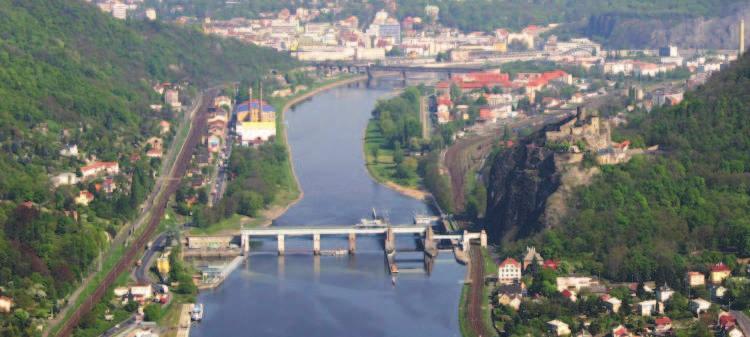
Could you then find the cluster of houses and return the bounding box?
[495,247,747,336]
[432,69,573,124]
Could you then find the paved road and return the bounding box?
[134,233,167,284]
[732,310,750,336]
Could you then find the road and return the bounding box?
[732,310,750,336]
[134,233,167,284]
[52,88,218,337]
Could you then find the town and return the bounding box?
[1,2,749,337]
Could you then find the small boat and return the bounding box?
[413,213,432,225]
[190,303,204,322]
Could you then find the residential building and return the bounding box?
[51,172,80,187]
[635,299,660,317]
[687,271,706,287]
[556,276,600,292]
[165,89,181,109]
[497,293,522,310]
[611,325,632,337]
[654,316,672,335]
[546,320,571,336]
[497,258,522,284]
[60,144,79,157]
[0,296,13,313]
[81,161,119,180]
[112,3,127,20]
[655,284,675,302]
[75,190,95,206]
[601,295,621,313]
[689,298,711,315]
[710,262,732,284]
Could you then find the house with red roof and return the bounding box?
[611,324,632,337]
[81,161,119,180]
[710,262,731,284]
[498,258,522,284]
[543,259,559,270]
[436,71,513,95]
[654,317,672,335]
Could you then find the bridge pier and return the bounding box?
[385,226,396,254]
[348,233,356,254]
[277,234,285,256]
[241,234,249,255]
[313,233,321,255]
[480,230,487,248]
[424,226,438,258]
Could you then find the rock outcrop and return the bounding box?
[484,108,617,243]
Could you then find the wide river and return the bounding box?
[191,79,466,337]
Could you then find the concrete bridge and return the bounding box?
[312,61,488,80]
[238,225,486,257]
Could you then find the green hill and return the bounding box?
[496,54,750,295]
[0,1,294,335]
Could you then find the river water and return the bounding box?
[191,79,466,337]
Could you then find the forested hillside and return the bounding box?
[495,54,750,290]
[0,1,294,335]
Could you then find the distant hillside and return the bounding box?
[0,1,294,335]
[486,53,750,287]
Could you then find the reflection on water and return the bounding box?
[190,80,465,337]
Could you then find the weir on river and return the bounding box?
[190,79,467,337]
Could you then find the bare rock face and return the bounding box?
[484,118,572,243]
[583,6,750,49]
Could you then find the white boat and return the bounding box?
[190,303,204,322]
[354,208,389,228]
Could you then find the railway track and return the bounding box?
[55,89,217,337]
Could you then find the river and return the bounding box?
[190,79,466,337]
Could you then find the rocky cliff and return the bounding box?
[484,118,569,243]
[484,109,615,243]
[579,5,750,49]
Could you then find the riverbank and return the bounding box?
[362,93,432,201]
[186,75,367,236]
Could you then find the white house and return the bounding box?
[497,258,522,284]
[689,298,711,315]
[546,320,571,336]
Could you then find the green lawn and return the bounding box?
[363,119,422,189]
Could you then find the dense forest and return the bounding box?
[497,53,750,295]
[151,0,745,32]
[0,1,294,335]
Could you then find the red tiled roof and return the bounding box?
[499,257,521,268]
[712,262,731,272]
[543,259,558,270]
[655,317,672,325]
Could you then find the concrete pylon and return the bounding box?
[462,230,470,252]
[313,233,321,255]
[480,230,488,248]
[424,226,438,258]
[348,233,356,254]
[385,226,395,254]
[241,234,249,255]
[277,234,285,256]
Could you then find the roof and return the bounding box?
[655,317,672,325]
[81,161,118,172]
[499,257,521,268]
[712,262,731,272]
